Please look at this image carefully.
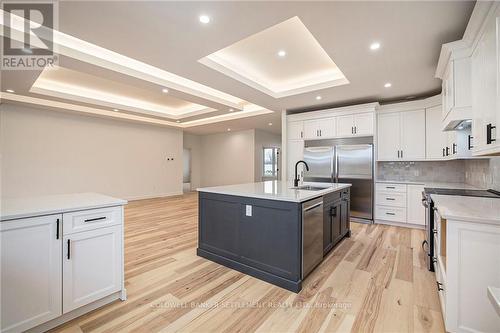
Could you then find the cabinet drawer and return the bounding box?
[376,191,406,208]
[376,183,407,193]
[63,206,122,235]
[375,205,407,223]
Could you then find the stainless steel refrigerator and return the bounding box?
[304,137,374,222]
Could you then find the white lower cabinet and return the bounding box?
[0,215,62,333]
[0,205,124,333]
[63,225,122,313]
[406,185,425,225]
[375,182,425,226]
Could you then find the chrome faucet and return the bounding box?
[294,160,309,187]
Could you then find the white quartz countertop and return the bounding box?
[488,286,500,317]
[376,180,479,189]
[431,194,500,226]
[197,181,351,203]
[1,193,128,221]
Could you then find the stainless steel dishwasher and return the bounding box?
[302,197,324,279]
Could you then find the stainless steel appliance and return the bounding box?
[304,137,374,222]
[421,187,500,271]
[302,197,324,279]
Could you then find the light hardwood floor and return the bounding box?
[52,192,444,333]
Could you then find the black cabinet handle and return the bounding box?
[468,135,473,150]
[445,147,450,156]
[397,150,400,158]
[351,127,354,134]
[436,281,444,291]
[486,123,496,144]
[56,218,60,240]
[354,126,357,134]
[386,212,396,216]
[442,148,445,157]
[452,143,457,155]
[386,186,396,189]
[330,206,337,217]
[84,216,106,223]
[67,239,71,260]
[401,150,403,158]
[319,130,322,137]
[301,131,303,139]
[386,197,396,201]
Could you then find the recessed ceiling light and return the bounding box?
[316,95,322,100]
[268,122,273,126]
[176,120,181,123]
[227,128,231,132]
[384,82,392,88]
[229,108,234,112]
[199,15,210,24]
[5,89,15,93]
[162,88,169,93]
[370,42,381,50]
[277,50,286,57]
[113,108,119,112]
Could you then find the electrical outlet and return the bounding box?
[245,205,252,217]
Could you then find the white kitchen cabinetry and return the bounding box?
[287,140,304,181]
[337,112,374,137]
[426,105,448,160]
[406,185,425,225]
[1,215,62,333]
[377,110,426,161]
[303,117,336,140]
[471,4,500,155]
[377,112,401,161]
[375,182,425,227]
[0,194,126,333]
[287,121,304,140]
[433,208,500,332]
[63,225,122,313]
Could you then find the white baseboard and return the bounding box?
[375,219,425,229]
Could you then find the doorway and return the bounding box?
[183,148,191,192]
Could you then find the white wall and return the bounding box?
[254,129,281,181]
[0,104,183,200]
[199,129,255,187]
[183,133,201,190]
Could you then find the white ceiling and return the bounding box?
[1,1,474,134]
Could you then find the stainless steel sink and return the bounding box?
[294,185,330,191]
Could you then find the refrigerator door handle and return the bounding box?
[334,148,339,183]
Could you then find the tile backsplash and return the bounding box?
[377,160,466,183]
[464,157,500,190]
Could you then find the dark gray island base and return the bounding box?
[197,187,351,292]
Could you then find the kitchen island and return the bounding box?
[197,181,351,292]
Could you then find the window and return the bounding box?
[263,147,279,179]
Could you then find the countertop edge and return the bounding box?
[431,194,500,225]
[198,183,352,203]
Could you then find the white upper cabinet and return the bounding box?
[1,215,63,333]
[471,4,499,155]
[377,109,425,161]
[377,112,401,161]
[426,105,448,159]
[441,56,472,130]
[337,113,374,137]
[288,121,304,140]
[353,112,375,136]
[303,117,336,140]
[400,109,426,160]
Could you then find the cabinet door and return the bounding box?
[318,117,336,138]
[63,225,122,313]
[303,120,319,139]
[287,140,304,181]
[400,109,426,160]
[377,112,401,160]
[354,113,374,136]
[288,121,304,140]
[426,105,448,159]
[337,114,355,137]
[340,197,350,237]
[407,185,425,225]
[0,215,62,333]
